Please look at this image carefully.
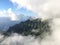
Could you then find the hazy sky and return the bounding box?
[0,0,36,21]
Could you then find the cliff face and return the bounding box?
[3,19,50,37]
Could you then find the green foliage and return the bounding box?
[3,19,50,37]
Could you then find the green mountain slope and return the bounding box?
[3,19,51,37]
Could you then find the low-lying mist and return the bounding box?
[0,33,40,45]
[0,18,60,45]
[0,0,60,45]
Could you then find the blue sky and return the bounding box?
[0,0,14,10]
[0,0,35,17]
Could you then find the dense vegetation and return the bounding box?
[3,19,51,37]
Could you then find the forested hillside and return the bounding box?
[3,19,51,37]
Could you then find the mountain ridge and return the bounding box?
[3,18,51,37]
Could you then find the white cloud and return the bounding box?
[0,33,40,45]
[9,0,60,45]
[0,10,8,17]
[10,0,60,20]
[10,0,33,10]
[7,8,18,21]
[0,8,18,21]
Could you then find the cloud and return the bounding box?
[9,0,60,45]
[0,8,18,21]
[10,0,60,20]
[7,8,18,21]
[0,33,40,45]
[10,0,33,10]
